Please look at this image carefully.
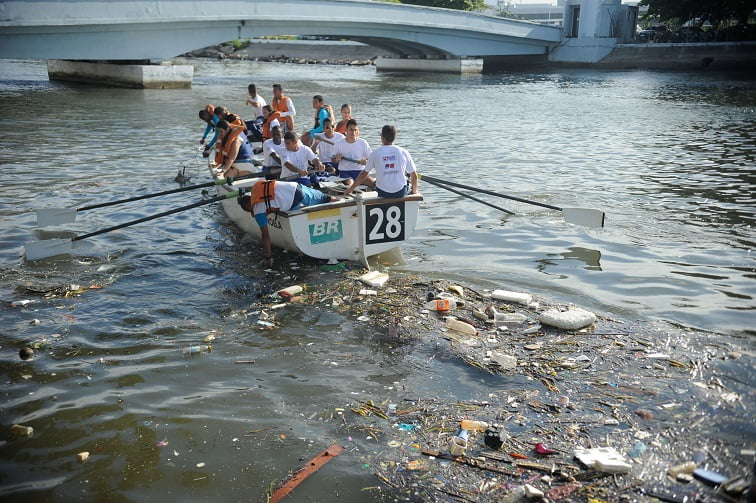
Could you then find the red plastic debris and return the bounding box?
[534,443,558,455]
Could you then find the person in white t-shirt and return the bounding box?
[280,131,331,185]
[332,119,372,186]
[261,126,287,179]
[311,117,345,171]
[246,84,267,118]
[245,84,267,143]
[344,125,418,198]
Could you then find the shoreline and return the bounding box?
[184,39,756,72]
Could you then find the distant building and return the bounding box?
[483,1,646,27]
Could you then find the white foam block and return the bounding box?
[539,307,596,330]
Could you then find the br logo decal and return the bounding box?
[309,219,343,244]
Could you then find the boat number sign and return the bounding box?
[365,202,405,244]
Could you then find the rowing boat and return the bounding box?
[211,164,423,268]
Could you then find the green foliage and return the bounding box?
[230,39,250,50]
[640,0,754,26]
[400,0,487,12]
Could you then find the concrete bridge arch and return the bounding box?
[0,0,561,61]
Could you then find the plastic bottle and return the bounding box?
[629,440,647,458]
[446,317,478,335]
[460,419,489,432]
[499,485,526,503]
[183,344,210,355]
[494,312,528,326]
[424,298,451,312]
[448,429,468,456]
[668,461,697,478]
[278,285,303,298]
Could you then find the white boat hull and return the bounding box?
[214,168,422,267]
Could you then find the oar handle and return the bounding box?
[421,174,563,212]
[76,173,263,212]
[340,157,362,164]
[422,176,515,215]
[73,191,240,242]
[315,135,335,145]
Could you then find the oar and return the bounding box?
[421,175,514,215]
[36,172,267,227]
[314,135,335,145]
[25,190,241,261]
[420,174,605,228]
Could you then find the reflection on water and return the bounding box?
[0,59,755,501]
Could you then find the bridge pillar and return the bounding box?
[375,57,483,74]
[47,60,193,89]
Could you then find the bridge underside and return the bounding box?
[0,0,561,80]
[0,21,553,61]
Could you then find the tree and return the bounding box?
[399,0,487,12]
[640,0,754,27]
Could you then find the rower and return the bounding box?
[271,83,296,133]
[260,105,282,141]
[334,103,353,135]
[262,126,287,180]
[332,118,372,188]
[300,95,334,148]
[280,131,332,186]
[238,179,336,268]
[214,119,257,178]
[311,117,344,173]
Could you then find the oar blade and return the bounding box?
[24,238,73,261]
[36,208,78,227]
[562,208,605,228]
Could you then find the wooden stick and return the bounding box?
[269,444,344,503]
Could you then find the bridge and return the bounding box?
[0,0,563,75]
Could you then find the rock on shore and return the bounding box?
[184,39,396,66]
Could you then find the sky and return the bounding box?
[484,1,559,6]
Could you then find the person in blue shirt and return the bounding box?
[300,95,333,148]
[198,104,219,158]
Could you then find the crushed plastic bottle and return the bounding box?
[183,344,211,355]
[448,429,469,456]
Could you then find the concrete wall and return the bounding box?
[47,60,193,88]
[596,42,756,71]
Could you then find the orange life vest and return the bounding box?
[261,110,282,140]
[272,95,295,131]
[335,119,348,134]
[214,124,245,165]
[250,180,277,213]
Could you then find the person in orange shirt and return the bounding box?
[271,83,296,132]
[334,103,353,134]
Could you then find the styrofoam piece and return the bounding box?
[491,289,532,305]
[539,307,597,330]
[574,447,631,473]
[358,270,389,288]
[446,317,477,335]
[491,351,517,370]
